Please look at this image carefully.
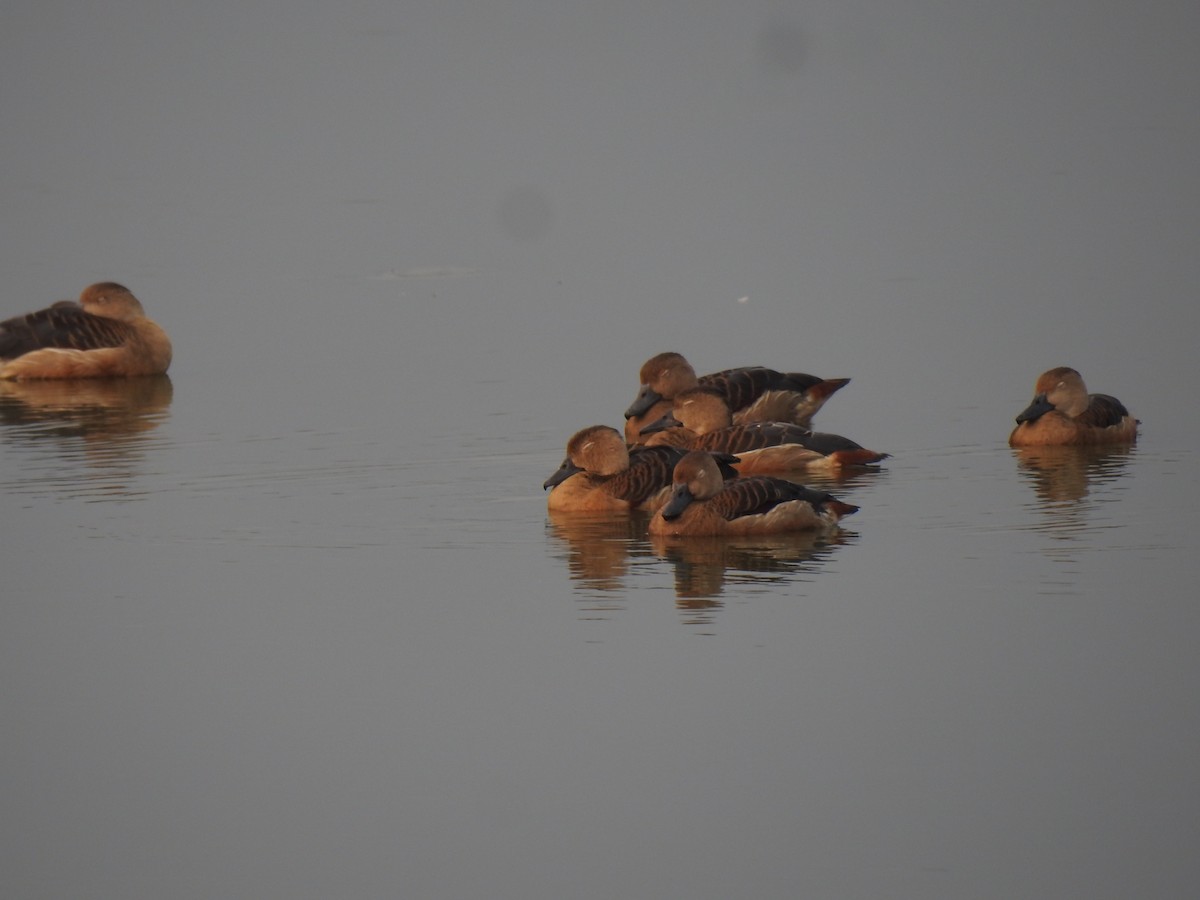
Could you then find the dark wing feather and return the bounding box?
[711,452,741,480]
[603,446,687,504]
[790,430,865,454]
[700,367,825,412]
[1078,394,1130,428]
[0,305,132,358]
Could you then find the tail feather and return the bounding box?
[827,448,890,468]
[805,377,851,401]
[824,499,859,519]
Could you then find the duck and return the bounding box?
[623,351,849,444]
[638,386,889,473]
[544,424,737,513]
[0,283,172,380]
[648,450,859,537]
[1009,367,1138,446]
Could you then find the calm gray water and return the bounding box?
[3,4,1199,898]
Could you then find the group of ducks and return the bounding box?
[544,352,1140,537]
[1,286,1140,538]
[544,352,885,537]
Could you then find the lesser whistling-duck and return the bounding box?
[0,283,172,380]
[648,450,859,537]
[544,424,737,513]
[1009,367,1138,447]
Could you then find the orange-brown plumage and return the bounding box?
[0,282,172,380]
[1009,367,1138,447]
[648,450,859,537]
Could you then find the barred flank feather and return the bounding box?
[707,476,855,521]
[691,422,814,453]
[596,446,739,505]
[604,446,686,505]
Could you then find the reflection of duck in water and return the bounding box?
[638,386,889,474]
[1,375,174,499]
[1009,367,1137,446]
[1012,443,1135,504]
[648,450,859,537]
[544,424,737,513]
[1,282,172,379]
[547,502,852,608]
[0,375,173,442]
[650,530,851,606]
[623,351,849,444]
[546,510,653,592]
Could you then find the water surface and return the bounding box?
[3,3,1199,898]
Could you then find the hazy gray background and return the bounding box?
[4,1,1196,441]
[2,2,1198,898]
